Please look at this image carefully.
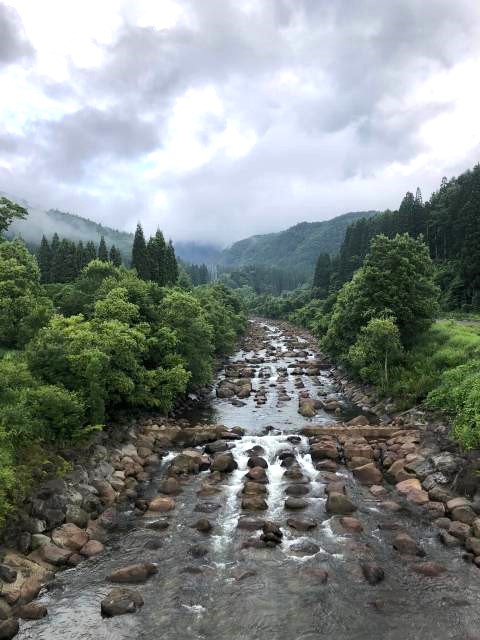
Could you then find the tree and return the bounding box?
[147,230,167,285]
[49,232,61,282]
[166,240,178,285]
[0,197,28,236]
[131,223,150,280]
[323,234,439,359]
[84,241,97,264]
[109,245,122,267]
[98,236,108,262]
[37,235,51,284]
[347,316,403,389]
[0,240,53,348]
[312,253,331,298]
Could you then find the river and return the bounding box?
[17,320,480,640]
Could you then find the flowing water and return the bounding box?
[17,321,480,640]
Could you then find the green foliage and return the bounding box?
[0,239,53,348]
[131,223,150,280]
[0,197,28,235]
[347,317,403,390]
[194,284,247,354]
[323,234,439,359]
[312,253,331,298]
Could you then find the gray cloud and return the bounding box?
[1,0,480,246]
[0,3,33,67]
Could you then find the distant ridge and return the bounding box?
[219,211,379,274]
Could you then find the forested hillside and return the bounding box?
[219,211,378,275]
[336,165,480,308]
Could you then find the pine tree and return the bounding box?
[131,223,150,280]
[76,241,87,272]
[312,253,331,298]
[49,232,61,282]
[147,229,167,285]
[109,245,122,267]
[98,236,108,262]
[166,240,178,284]
[37,235,52,284]
[84,241,97,266]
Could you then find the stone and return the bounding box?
[340,517,363,533]
[146,518,169,531]
[189,544,208,558]
[438,531,461,548]
[466,536,480,556]
[353,463,382,486]
[16,603,48,620]
[431,452,459,475]
[412,561,446,577]
[51,523,89,551]
[148,496,175,512]
[316,460,338,472]
[370,485,388,497]
[449,520,472,542]
[0,619,19,639]
[396,478,422,495]
[194,518,213,533]
[247,456,268,469]
[0,602,11,621]
[284,497,308,510]
[285,484,309,497]
[346,415,369,427]
[289,540,320,556]
[245,467,268,483]
[404,458,434,479]
[286,518,317,531]
[424,501,446,518]
[428,485,454,503]
[109,562,157,584]
[241,495,268,511]
[472,518,480,538]
[361,562,384,585]
[302,567,329,583]
[392,533,423,556]
[158,478,182,495]
[242,481,267,495]
[38,543,72,566]
[65,505,89,528]
[80,540,104,557]
[310,442,339,461]
[326,492,357,515]
[0,566,16,584]
[406,489,429,505]
[101,588,144,617]
[211,452,237,473]
[451,506,477,525]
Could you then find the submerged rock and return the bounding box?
[109,562,158,584]
[101,588,144,617]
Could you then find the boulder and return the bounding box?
[0,619,19,639]
[211,453,237,473]
[392,533,423,556]
[310,442,339,461]
[194,518,213,533]
[396,478,422,495]
[245,467,268,483]
[109,562,157,584]
[0,566,17,584]
[449,520,472,542]
[450,505,477,525]
[80,540,104,557]
[101,588,144,617]
[326,493,357,515]
[241,496,268,511]
[286,518,317,531]
[158,478,182,496]
[361,562,384,585]
[37,543,72,566]
[289,540,320,556]
[242,481,267,495]
[340,517,363,533]
[51,523,89,551]
[465,536,480,556]
[148,496,175,513]
[411,561,445,577]
[284,497,308,510]
[16,603,48,620]
[353,463,382,486]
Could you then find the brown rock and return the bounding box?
[396,478,422,495]
[284,497,308,510]
[101,588,143,617]
[241,495,268,511]
[194,518,213,533]
[449,520,472,542]
[159,477,182,495]
[466,536,480,556]
[109,562,157,584]
[38,543,72,566]
[286,518,317,531]
[16,603,48,620]
[361,562,384,585]
[80,540,104,557]
[353,463,382,486]
[393,533,423,556]
[326,492,357,515]
[0,619,19,639]
[148,496,175,512]
[406,489,429,505]
[451,505,477,525]
[51,523,89,551]
[245,467,268,483]
[340,517,363,533]
[412,561,446,577]
[370,484,388,497]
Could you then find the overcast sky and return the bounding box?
[1,0,480,246]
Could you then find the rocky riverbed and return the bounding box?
[0,319,479,640]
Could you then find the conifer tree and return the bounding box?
[37,235,52,284]
[84,241,97,265]
[49,232,61,282]
[166,240,178,284]
[109,245,122,267]
[147,229,167,285]
[131,223,150,280]
[76,241,87,272]
[312,253,331,298]
[98,236,108,262]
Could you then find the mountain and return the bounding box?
[219,211,379,274]
[3,193,222,266]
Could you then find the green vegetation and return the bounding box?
[0,206,246,525]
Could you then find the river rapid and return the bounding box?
[17,320,480,640]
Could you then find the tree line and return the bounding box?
[316,164,480,308]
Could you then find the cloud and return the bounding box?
[0,3,33,67]
[1,0,480,246]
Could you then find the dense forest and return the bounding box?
[0,197,246,524]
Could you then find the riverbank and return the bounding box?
[1,319,479,639]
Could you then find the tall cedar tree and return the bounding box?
[98,236,108,262]
[37,235,52,284]
[312,253,331,298]
[84,241,97,265]
[109,245,122,267]
[166,240,178,284]
[49,233,61,282]
[131,223,150,280]
[147,230,167,285]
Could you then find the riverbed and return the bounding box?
[17,320,480,640]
